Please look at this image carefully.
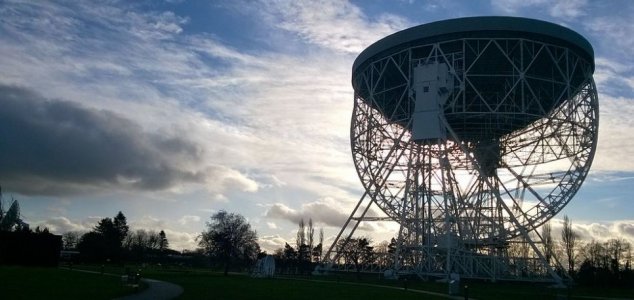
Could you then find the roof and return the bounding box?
[353,16,594,74]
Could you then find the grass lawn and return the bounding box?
[71,264,448,299]
[70,264,634,300]
[305,274,634,300]
[148,272,449,300]
[0,266,139,300]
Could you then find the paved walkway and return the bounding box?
[114,278,183,300]
[61,267,183,300]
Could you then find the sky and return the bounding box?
[1,0,634,252]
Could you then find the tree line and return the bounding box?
[5,186,632,286]
[271,218,327,274]
[510,215,633,287]
[62,211,175,263]
[268,214,633,286]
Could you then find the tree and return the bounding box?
[62,231,82,250]
[295,219,311,266]
[310,227,324,263]
[86,211,129,261]
[159,230,169,252]
[77,231,108,261]
[198,210,259,276]
[307,218,315,262]
[561,215,577,274]
[312,243,322,263]
[113,211,129,244]
[607,238,630,273]
[375,240,391,268]
[541,222,553,265]
[337,237,375,275]
[283,243,297,261]
[94,217,120,259]
[296,219,305,251]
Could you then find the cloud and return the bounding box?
[263,197,395,235]
[0,84,258,196]
[264,200,349,228]
[252,0,410,54]
[266,222,278,229]
[159,229,198,251]
[127,215,199,250]
[491,0,588,19]
[0,0,364,202]
[258,234,291,252]
[549,218,634,245]
[178,215,202,225]
[586,16,634,56]
[34,216,99,233]
[591,95,634,172]
[547,0,588,19]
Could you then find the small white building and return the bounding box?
[252,255,275,278]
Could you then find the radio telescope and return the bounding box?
[322,17,598,284]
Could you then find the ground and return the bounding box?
[2,265,633,299]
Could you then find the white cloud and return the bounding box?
[264,199,350,228]
[592,95,634,172]
[129,215,168,230]
[35,216,99,233]
[178,215,202,225]
[586,16,634,56]
[259,234,291,252]
[548,0,588,19]
[254,0,411,54]
[203,165,259,195]
[491,0,587,19]
[0,0,392,204]
[263,197,399,247]
[160,229,198,251]
[491,0,545,13]
[549,218,634,245]
[266,222,278,229]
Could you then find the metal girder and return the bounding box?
[324,36,598,284]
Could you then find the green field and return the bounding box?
[150,272,448,300]
[0,266,139,299]
[3,265,633,300]
[73,264,634,299]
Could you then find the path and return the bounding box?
[61,267,183,300]
[113,278,183,300]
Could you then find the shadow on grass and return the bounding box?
[0,266,139,300]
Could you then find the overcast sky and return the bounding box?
[1,0,634,252]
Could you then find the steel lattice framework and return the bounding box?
[321,17,598,284]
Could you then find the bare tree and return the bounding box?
[312,227,324,263]
[62,231,82,250]
[607,238,630,273]
[337,237,375,275]
[296,219,305,250]
[319,228,323,249]
[375,240,391,268]
[147,230,161,250]
[198,211,259,276]
[307,218,314,262]
[561,215,577,274]
[541,222,553,265]
[582,239,607,269]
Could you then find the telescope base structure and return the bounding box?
[319,192,567,285]
[323,17,598,287]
